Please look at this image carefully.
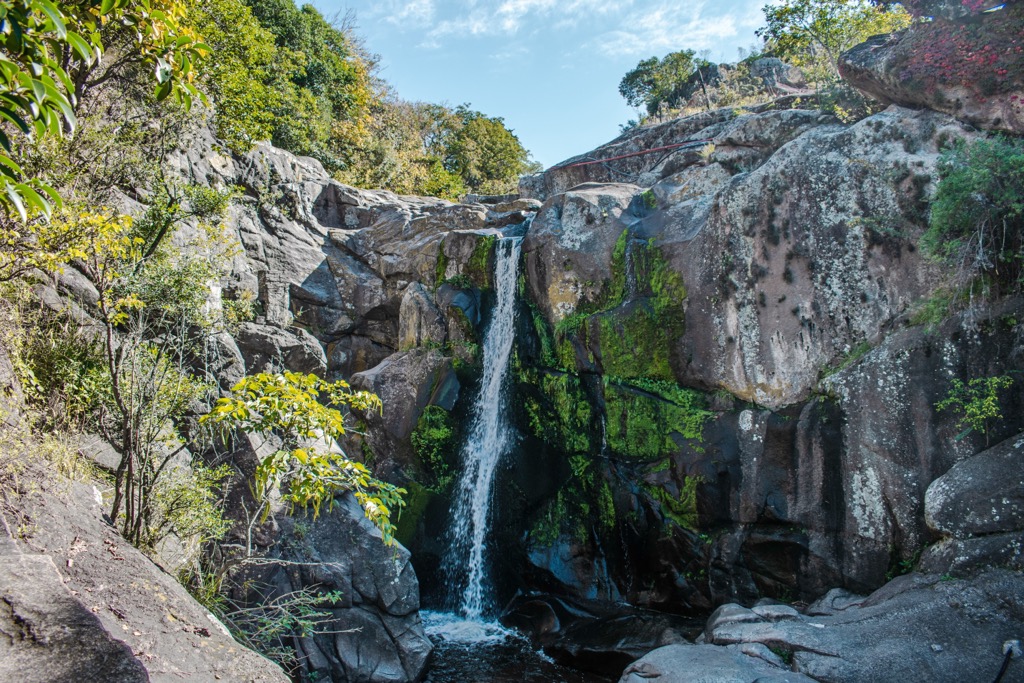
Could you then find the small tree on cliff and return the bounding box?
[757,0,911,84]
[201,371,406,545]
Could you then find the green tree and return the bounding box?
[618,50,716,116]
[0,0,208,221]
[757,0,911,84]
[936,375,1015,444]
[445,106,537,194]
[201,371,406,544]
[923,135,1024,297]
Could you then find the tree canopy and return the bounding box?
[757,0,911,83]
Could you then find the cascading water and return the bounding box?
[445,235,522,619]
[423,232,615,682]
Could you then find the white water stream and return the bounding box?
[445,236,522,620]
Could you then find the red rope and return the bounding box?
[554,139,715,169]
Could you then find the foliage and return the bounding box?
[185,0,280,152]
[644,475,702,530]
[619,50,715,116]
[202,371,406,544]
[0,0,208,220]
[604,378,713,460]
[410,405,457,492]
[757,0,911,85]
[936,374,1015,442]
[152,462,231,564]
[444,106,537,194]
[208,584,347,667]
[923,136,1024,296]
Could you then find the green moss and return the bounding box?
[604,378,713,460]
[644,475,702,530]
[528,301,558,367]
[520,369,593,453]
[394,480,432,547]
[434,245,449,289]
[597,304,674,381]
[410,405,458,492]
[467,234,497,288]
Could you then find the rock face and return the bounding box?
[920,432,1024,575]
[839,2,1024,135]
[71,90,1016,681]
[623,570,1024,683]
[233,496,432,683]
[0,475,288,683]
[501,101,1024,616]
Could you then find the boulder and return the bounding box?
[839,4,1024,135]
[234,322,327,375]
[925,433,1024,539]
[351,350,460,473]
[693,570,1024,683]
[398,282,447,350]
[620,642,816,683]
[238,496,432,683]
[502,593,697,677]
[3,476,288,682]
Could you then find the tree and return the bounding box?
[0,0,208,222]
[445,106,538,194]
[757,0,910,84]
[923,135,1024,297]
[617,50,715,116]
[201,371,406,544]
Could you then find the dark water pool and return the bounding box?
[422,612,616,683]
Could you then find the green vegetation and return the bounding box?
[936,375,1015,444]
[757,0,911,85]
[604,378,714,460]
[202,371,406,544]
[618,0,910,124]
[644,476,702,530]
[0,0,205,221]
[521,370,593,454]
[923,136,1024,299]
[619,50,714,116]
[410,405,458,492]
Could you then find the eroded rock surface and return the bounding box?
[623,570,1024,683]
[0,477,288,683]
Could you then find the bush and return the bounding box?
[923,135,1024,297]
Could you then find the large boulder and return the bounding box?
[234,496,432,683]
[698,570,1024,683]
[624,570,1024,682]
[351,349,460,475]
[1,477,287,683]
[839,3,1024,135]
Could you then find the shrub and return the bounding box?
[923,135,1024,297]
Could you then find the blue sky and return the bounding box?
[323,1,766,168]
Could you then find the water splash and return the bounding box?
[446,236,522,619]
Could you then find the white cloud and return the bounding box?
[583,1,757,58]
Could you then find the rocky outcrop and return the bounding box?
[232,496,431,683]
[623,569,1024,683]
[839,2,1024,135]
[0,475,287,683]
[501,593,697,676]
[920,432,1024,575]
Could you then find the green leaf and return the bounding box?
[36,0,67,39]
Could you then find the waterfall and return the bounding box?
[446,236,522,619]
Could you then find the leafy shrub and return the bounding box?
[410,405,458,492]
[923,135,1024,297]
[936,374,1015,443]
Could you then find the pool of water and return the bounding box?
[422,611,616,683]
